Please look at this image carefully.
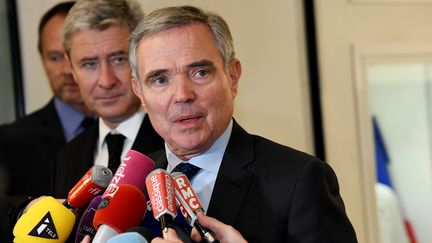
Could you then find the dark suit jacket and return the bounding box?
[0,99,66,196]
[54,114,164,198]
[149,120,358,243]
[0,99,69,241]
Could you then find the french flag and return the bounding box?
[373,117,417,243]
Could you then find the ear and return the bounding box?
[131,77,147,111]
[228,59,242,98]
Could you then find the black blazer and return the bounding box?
[54,114,164,198]
[0,99,66,196]
[149,120,358,243]
[0,99,68,241]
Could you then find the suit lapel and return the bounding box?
[207,121,254,226]
[54,121,98,197]
[41,99,67,149]
[146,120,255,226]
[131,115,164,155]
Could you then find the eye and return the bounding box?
[81,60,97,69]
[48,53,64,63]
[150,76,168,88]
[110,55,128,66]
[194,69,209,78]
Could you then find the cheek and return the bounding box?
[76,79,93,98]
[143,94,167,117]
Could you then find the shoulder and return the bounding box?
[2,101,59,130]
[58,124,98,156]
[227,122,333,186]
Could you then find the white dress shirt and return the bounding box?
[94,109,145,168]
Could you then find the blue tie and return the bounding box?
[172,163,201,180]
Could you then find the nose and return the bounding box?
[62,55,72,75]
[174,76,196,104]
[97,62,117,89]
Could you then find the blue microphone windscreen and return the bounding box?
[106,232,148,243]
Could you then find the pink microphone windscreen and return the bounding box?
[103,150,155,197]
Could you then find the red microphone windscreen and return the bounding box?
[145,169,177,220]
[103,150,154,197]
[68,165,113,208]
[93,184,147,233]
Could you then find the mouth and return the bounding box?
[174,115,203,124]
[98,94,121,102]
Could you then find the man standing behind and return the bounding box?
[54,0,164,197]
[129,6,358,242]
[0,0,93,201]
[0,1,93,241]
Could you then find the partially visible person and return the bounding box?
[0,1,93,196]
[1,0,164,241]
[0,1,94,241]
[129,5,358,242]
[54,0,164,197]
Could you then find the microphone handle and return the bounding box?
[194,221,219,243]
[159,214,174,239]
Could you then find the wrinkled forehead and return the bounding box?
[136,24,222,72]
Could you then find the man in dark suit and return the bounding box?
[54,0,164,197]
[0,1,94,241]
[0,0,92,197]
[129,6,358,242]
[1,0,164,241]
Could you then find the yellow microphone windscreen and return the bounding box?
[13,196,76,243]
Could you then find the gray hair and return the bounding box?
[62,0,144,55]
[129,5,235,84]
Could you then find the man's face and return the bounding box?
[68,26,140,127]
[41,13,82,105]
[132,23,241,160]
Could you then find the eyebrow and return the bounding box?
[145,69,168,83]
[107,50,128,58]
[187,59,215,69]
[79,50,128,63]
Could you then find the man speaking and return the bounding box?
[129,5,358,242]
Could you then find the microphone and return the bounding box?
[74,195,102,243]
[103,149,155,197]
[13,196,76,243]
[172,172,218,243]
[106,232,149,243]
[145,169,177,239]
[92,184,147,242]
[92,150,155,242]
[67,165,113,209]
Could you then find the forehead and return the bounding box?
[136,23,223,72]
[41,14,65,41]
[69,26,130,58]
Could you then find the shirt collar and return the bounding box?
[54,97,85,141]
[166,119,233,174]
[98,108,145,148]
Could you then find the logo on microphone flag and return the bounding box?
[28,212,58,239]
